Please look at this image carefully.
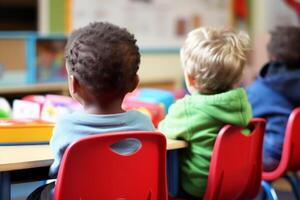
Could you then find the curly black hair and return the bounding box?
[65,22,140,98]
[267,26,300,66]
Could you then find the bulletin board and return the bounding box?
[264,0,299,31]
[72,0,231,49]
[36,38,67,83]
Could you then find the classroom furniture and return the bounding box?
[0,0,37,31]
[0,0,69,33]
[0,83,69,98]
[262,107,300,200]
[54,131,167,199]
[0,33,67,86]
[203,118,265,200]
[0,138,187,200]
[0,82,178,103]
[0,32,181,89]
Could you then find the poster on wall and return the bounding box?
[264,0,299,31]
[72,0,231,49]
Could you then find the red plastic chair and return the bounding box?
[53,131,167,200]
[262,107,300,199]
[203,118,265,200]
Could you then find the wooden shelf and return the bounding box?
[0,80,176,103]
[0,82,69,102]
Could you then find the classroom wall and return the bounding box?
[5,0,300,89]
[248,0,299,84]
[139,53,182,88]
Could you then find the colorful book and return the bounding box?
[0,119,54,145]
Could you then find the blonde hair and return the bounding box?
[181,27,250,94]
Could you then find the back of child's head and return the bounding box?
[181,27,250,94]
[267,26,300,66]
[65,22,140,99]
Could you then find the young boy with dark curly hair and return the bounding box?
[158,27,252,199]
[247,26,300,171]
[27,21,154,200]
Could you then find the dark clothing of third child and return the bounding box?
[247,61,300,171]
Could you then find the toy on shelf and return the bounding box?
[12,94,82,122]
[0,97,11,118]
[12,99,41,120]
[36,39,67,82]
[172,88,187,100]
[0,118,54,145]
[41,95,82,122]
[122,99,164,127]
[0,33,67,86]
[122,88,176,127]
[125,88,175,114]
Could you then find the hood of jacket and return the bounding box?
[257,62,300,106]
[190,88,252,126]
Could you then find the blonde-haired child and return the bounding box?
[158,27,252,198]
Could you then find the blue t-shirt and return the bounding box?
[49,110,155,177]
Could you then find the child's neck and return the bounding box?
[83,99,125,115]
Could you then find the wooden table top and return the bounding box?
[0,139,187,172]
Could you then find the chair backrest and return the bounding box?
[53,131,167,200]
[203,118,265,200]
[263,108,300,181]
[279,107,300,171]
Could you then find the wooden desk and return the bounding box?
[0,139,187,172]
[0,139,187,200]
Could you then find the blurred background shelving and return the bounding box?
[0,0,299,97]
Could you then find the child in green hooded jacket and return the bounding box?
[158,27,252,198]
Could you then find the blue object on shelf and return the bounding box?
[130,88,175,114]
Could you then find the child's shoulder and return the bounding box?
[128,110,153,122]
[54,112,80,126]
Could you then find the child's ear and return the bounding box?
[69,75,80,95]
[185,73,196,87]
[129,74,139,92]
[69,75,85,104]
[184,72,198,94]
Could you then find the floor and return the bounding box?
[11,178,297,200]
[271,178,297,200]
[12,181,43,200]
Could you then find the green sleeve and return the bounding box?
[158,99,190,140]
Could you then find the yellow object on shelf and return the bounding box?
[0,119,54,145]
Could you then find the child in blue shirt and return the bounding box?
[247,26,300,171]
[27,21,154,200]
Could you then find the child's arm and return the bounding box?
[158,100,190,141]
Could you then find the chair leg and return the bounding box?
[261,181,278,200]
[284,173,300,200]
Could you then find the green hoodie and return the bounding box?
[158,88,252,197]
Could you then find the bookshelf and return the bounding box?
[0,33,67,85]
[0,83,69,102]
[0,0,37,31]
[0,80,177,102]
